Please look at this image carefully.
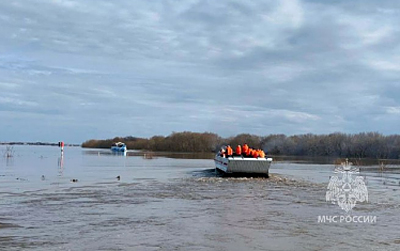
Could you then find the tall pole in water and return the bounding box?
[59,141,64,153]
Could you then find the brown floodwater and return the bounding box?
[1,146,400,250]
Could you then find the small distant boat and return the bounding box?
[111,142,127,152]
[214,154,273,176]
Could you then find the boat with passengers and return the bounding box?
[214,145,272,176]
[111,142,127,152]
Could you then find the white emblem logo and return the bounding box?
[326,159,368,213]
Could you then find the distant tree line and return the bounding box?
[82,132,220,153]
[82,132,400,159]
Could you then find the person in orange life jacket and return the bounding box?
[252,149,259,158]
[226,145,233,157]
[248,148,253,157]
[236,145,242,156]
[242,143,249,157]
[259,150,265,158]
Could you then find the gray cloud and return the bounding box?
[0,0,399,143]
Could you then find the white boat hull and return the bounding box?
[214,155,272,176]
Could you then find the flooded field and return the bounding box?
[1,146,400,250]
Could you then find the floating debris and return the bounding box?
[143,152,154,159]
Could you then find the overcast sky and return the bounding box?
[1,0,399,143]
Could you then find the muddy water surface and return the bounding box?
[1,146,400,250]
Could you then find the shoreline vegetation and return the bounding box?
[0,142,80,147]
[82,131,400,159]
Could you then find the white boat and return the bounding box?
[214,155,273,176]
[111,142,127,152]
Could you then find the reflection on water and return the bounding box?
[83,148,214,159]
[58,153,64,176]
[272,155,400,166]
[1,146,400,250]
[5,156,14,167]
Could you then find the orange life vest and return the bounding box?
[252,150,259,158]
[236,145,242,155]
[243,144,249,155]
[227,146,233,156]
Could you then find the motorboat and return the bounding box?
[111,142,127,152]
[214,154,273,176]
